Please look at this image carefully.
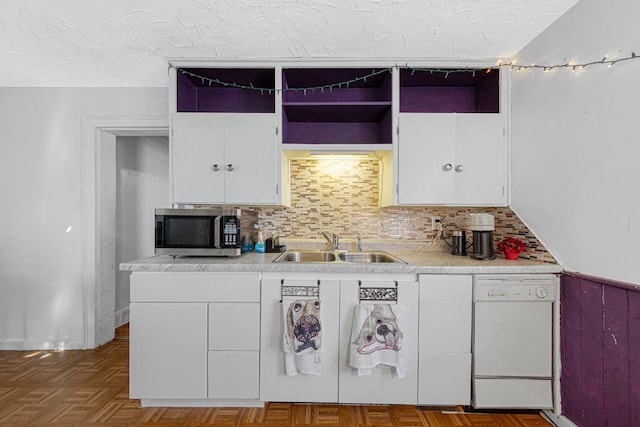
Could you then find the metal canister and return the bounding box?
[451,230,467,256]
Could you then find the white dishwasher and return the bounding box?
[472,274,558,409]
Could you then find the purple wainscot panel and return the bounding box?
[560,272,640,427]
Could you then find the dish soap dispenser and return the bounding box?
[255,231,266,253]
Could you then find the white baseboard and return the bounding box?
[115,306,130,327]
[0,339,85,351]
[542,410,578,427]
[140,399,264,408]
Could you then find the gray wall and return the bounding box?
[511,0,640,284]
[0,87,167,349]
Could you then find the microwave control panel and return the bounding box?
[220,216,240,247]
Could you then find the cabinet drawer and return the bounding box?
[208,303,260,350]
[208,351,260,399]
[131,273,260,302]
[418,352,471,405]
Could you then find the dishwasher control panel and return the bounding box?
[473,274,558,302]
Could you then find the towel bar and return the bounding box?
[280,279,321,303]
[358,280,398,302]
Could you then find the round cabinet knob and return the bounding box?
[211,164,220,171]
[443,163,453,171]
[226,164,235,171]
[535,287,548,299]
[455,164,464,172]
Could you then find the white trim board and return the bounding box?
[82,115,168,349]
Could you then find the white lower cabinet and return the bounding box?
[418,274,472,405]
[130,302,208,399]
[129,271,476,407]
[260,278,340,403]
[129,272,261,405]
[338,279,419,404]
[260,274,418,404]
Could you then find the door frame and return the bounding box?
[82,114,168,348]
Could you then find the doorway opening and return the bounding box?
[83,115,168,348]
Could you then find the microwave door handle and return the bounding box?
[214,216,221,248]
[155,220,164,247]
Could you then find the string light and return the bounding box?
[171,52,639,94]
[505,52,637,72]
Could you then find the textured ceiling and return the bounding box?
[0,0,581,87]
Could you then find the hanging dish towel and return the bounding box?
[282,296,322,376]
[349,303,406,379]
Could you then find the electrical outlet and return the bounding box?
[431,216,442,229]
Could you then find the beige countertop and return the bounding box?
[120,249,562,275]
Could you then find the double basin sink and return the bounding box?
[272,250,406,264]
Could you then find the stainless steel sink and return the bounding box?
[338,251,406,264]
[272,250,405,264]
[273,250,338,263]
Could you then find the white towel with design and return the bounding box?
[282,296,322,376]
[349,303,406,379]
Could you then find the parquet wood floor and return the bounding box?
[0,324,551,426]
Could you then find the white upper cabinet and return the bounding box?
[170,66,281,206]
[171,113,278,205]
[396,113,507,205]
[386,66,509,207]
[168,62,510,207]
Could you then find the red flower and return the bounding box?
[496,237,526,252]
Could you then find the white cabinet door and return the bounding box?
[172,113,225,204]
[453,114,507,205]
[338,280,419,404]
[208,351,260,399]
[419,275,472,353]
[419,353,471,405]
[172,113,278,205]
[418,274,472,405]
[129,302,208,399]
[397,113,507,206]
[259,278,341,403]
[224,115,277,205]
[397,114,455,204]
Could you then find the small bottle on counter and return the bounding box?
[241,235,253,253]
[255,232,266,253]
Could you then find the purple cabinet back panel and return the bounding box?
[285,122,388,144]
[176,69,275,113]
[400,87,476,113]
[284,88,389,103]
[560,272,640,427]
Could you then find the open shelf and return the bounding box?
[177,68,275,113]
[400,68,500,113]
[282,68,393,145]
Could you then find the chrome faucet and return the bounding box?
[319,231,339,251]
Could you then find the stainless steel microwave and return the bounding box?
[155,208,242,257]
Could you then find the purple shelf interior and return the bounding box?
[283,68,392,103]
[281,68,393,144]
[177,68,275,113]
[283,103,391,123]
[400,68,499,113]
[283,108,392,145]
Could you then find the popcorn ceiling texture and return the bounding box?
[258,158,556,263]
[0,0,580,86]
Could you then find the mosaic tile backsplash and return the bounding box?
[255,158,556,263]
